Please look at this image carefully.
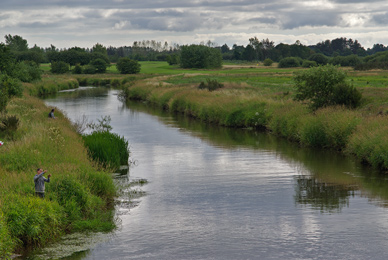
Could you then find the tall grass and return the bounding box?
[82,131,130,170]
[0,93,117,256]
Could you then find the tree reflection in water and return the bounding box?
[294,175,357,213]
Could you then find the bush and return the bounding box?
[278,57,301,68]
[9,61,42,82]
[330,55,362,67]
[72,64,83,74]
[83,64,96,74]
[263,58,273,66]
[0,115,19,139]
[294,64,362,110]
[116,58,141,74]
[90,58,107,73]
[198,78,224,91]
[308,53,329,65]
[51,61,69,74]
[301,60,317,68]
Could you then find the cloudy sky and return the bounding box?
[1,0,388,49]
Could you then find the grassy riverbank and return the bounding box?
[119,62,388,171]
[0,92,117,258]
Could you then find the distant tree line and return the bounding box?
[3,34,388,72]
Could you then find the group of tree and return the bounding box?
[3,34,388,72]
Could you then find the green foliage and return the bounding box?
[301,60,317,68]
[278,57,301,68]
[166,54,180,65]
[2,194,64,246]
[0,210,15,259]
[116,58,141,74]
[9,61,42,82]
[72,64,83,74]
[198,78,224,91]
[180,45,222,69]
[330,55,361,67]
[263,58,274,66]
[0,43,15,73]
[82,131,130,170]
[51,61,69,74]
[308,53,329,65]
[5,34,28,52]
[90,58,107,73]
[0,115,19,139]
[0,74,23,112]
[0,74,23,98]
[294,64,362,110]
[83,64,96,74]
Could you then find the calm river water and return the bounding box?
[35,87,388,260]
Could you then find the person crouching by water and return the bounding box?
[34,168,51,198]
[48,108,55,119]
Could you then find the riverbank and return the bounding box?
[0,91,117,258]
[120,68,388,171]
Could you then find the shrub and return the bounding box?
[301,60,317,68]
[330,55,361,67]
[294,64,362,110]
[198,78,224,91]
[51,61,69,74]
[90,58,107,73]
[278,57,301,68]
[308,53,329,65]
[0,115,19,139]
[83,64,96,74]
[263,58,273,66]
[116,58,141,74]
[9,61,42,82]
[72,64,83,74]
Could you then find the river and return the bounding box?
[31,87,388,259]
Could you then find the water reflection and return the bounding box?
[123,99,388,212]
[294,175,356,213]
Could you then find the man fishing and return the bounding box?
[34,168,51,198]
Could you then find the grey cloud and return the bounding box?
[281,12,341,29]
[371,12,388,25]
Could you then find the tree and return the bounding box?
[180,45,222,69]
[116,58,141,74]
[242,45,257,61]
[4,34,28,52]
[0,43,14,73]
[92,43,107,55]
[294,65,362,110]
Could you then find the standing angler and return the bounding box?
[34,168,51,198]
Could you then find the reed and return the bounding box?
[346,116,388,169]
[82,131,130,170]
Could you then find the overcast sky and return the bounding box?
[1,0,388,49]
